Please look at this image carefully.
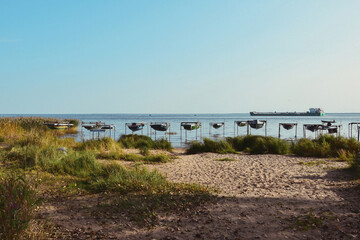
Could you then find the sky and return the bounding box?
[1,0,360,114]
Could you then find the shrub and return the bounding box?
[348,153,360,177]
[225,136,290,154]
[153,139,173,151]
[292,135,360,158]
[187,138,236,154]
[0,173,38,240]
[119,135,173,151]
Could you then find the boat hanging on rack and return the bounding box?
[278,123,298,139]
[150,122,170,132]
[248,120,266,129]
[127,122,146,132]
[81,121,105,130]
[281,123,297,130]
[235,121,247,127]
[181,122,201,131]
[211,122,224,129]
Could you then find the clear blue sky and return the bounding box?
[1,0,360,114]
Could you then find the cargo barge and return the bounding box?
[250,108,324,116]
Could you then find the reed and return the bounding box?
[76,137,121,152]
[0,173,38,240]
[0,117,78,146]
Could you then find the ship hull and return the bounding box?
[250,112,324,116]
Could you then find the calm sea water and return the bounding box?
[2,113,360,147]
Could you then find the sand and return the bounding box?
[39,150,360,239]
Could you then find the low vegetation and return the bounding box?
[186,138,236,154]
[0,117,208,238]
[118,134,172,151]
[0,173,38,240]
[228,135,290,154]
[187,136,289,155]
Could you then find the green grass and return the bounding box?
[119,153,144,162]
[119,135,173,151]
[187,136,290,155]
[187,138,236,154]
[291,135,360,158]
[0,173,39,240]
[76,137,121,153]
[228,135,290,154]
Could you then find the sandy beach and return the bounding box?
[40,150,360,239]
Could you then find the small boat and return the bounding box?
[235,121,247,127]
[322,120,335,126]
[44,122,73,130]
[181,122,201,131]
[211,122,224,129]
[281,123,296,130]
[305,124,323,132]
[248,120,265,129]
[89,127,106,133]
[150,122,170,132]
[82,121,111,131]
[127,122,146,132]
[328,127,338,134]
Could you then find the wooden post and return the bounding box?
[180,125,182,143]
[223,121,225,137]
[278,123,281,138]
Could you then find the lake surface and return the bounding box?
[2,113,360,147]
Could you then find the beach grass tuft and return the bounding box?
[291,135,360,158]
[119,134,173,151]
[186,138,236,154]
[228,135,290,154]
[0,173,38,240]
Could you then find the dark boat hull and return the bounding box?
[250,112,324,116]
[183,125,200,131]
[151,124,169,131]
[128,126,143,132]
